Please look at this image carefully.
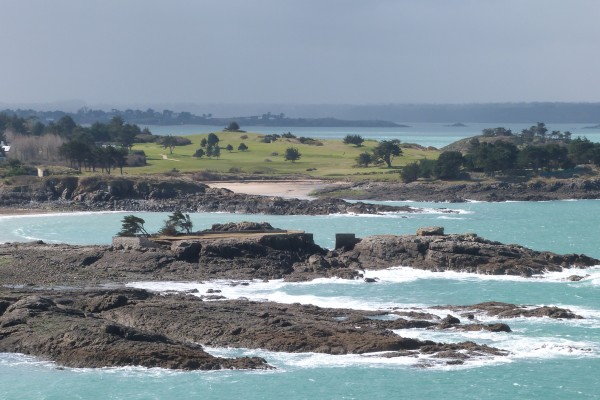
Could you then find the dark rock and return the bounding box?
[315,178,600,202]
[434,301,585,320]
[171,241,201,263]
[327,233,598,276]
[440,314,460,327]
[209,222,276,232]
[0,291,271,371]
[416,226,445,236]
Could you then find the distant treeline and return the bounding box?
[326,103,600,124]
[0,108,402,128]
[0,113,153,174]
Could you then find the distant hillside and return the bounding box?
[0,108,403,128]
[441,134,521,153]
[441,124,574,153]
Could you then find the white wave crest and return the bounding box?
[202,346,505,371]
[363,266,600,284]
[396,328,599,361]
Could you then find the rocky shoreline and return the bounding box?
[0,176,455,215]
[314,178,600,202]
[0,224,597,370]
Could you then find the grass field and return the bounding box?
[128,131,440,181]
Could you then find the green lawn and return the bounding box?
[126,131,439,180]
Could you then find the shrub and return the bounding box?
[400,162,420,183]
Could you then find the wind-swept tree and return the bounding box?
[158,210,193,235]
[118,215,150,237]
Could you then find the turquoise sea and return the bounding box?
[1,199,600,400]
[142,122,600,149]
[2,125,600,399]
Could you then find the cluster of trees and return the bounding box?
[481,123,573,143]
[400,137,600,183]
[466,136,600,174]
[1,113,145,147]
[54,116,151,174]
[1,112,152,169]
[354,139,403,168]
[59,142,129,174]
[195,133,221,158]
[118,211,193,237]
[194,133,250,159]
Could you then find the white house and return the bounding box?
[0,141,8,163]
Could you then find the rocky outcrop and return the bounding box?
[208,221,279,232]
[1,227,597,286]
[0,291,270,370]
[0,289,515,368]
[435,301,584,319]
[323,231,598,277]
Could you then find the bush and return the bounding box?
[298,137,323,146]
[260,134,280,143]
[284,147,301,162]
[225,121,240,131]
[400,162,420,183]
[356,152,373,167]
[193,148,205,158]
[343,134,364,146]
[434,151,464,179]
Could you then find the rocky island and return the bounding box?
[0,223,596,370]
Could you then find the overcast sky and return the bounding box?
[2,0,600,108]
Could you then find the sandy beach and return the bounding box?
[0,207,60,216]
[207,179,333,199]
